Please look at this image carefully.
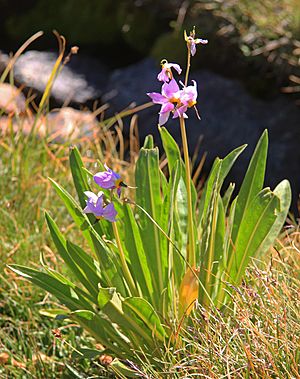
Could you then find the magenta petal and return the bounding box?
[147,92,166,104]
[83,205,92,214]
[160,102,174,113]
[197,38,208,44]
[173,105,188,119]
[95,195,104,211]
[190,43,196,56]
[157,70,169,82]
[159,111,170,125]
[94,172,115,189]
[162,78,179,98]
[170,63,182,74]
[103,203,117,222]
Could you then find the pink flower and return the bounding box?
[184,30,208,56]
[94,164,126,197]
[147,78,181,125]
[157,60,182,82]
[173,81,198,119]
[147,78,198,124]
[83,191,117,222]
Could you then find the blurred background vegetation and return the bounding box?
[0,0,300,97]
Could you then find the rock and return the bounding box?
[0,50,9,72]
[0,83,26,114]
[104,58,300,203]
[0,107,98,141]
[13,50,108,104]
[44,107,97,141]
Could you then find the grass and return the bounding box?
[142,244,300,378]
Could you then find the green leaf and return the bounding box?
[49,178,93,248]
[69,145,90,209]
[69,146,109,238]
[98,288,153,346]
[230,130,268,248]
[257,180,291,256]
[199,165,221,304]
[8,265,93,311]
[66,241,101,290]
[143,134,154,149]
[228,188,280,285]
[71,347,105,359]
[135,145,165,306]
[71,310,95,320]
[160,161,185,288]
[159,126,182,174]
[109,359,139,378]
[39,308,69,319]
[123,297,167,341]
[45,212,100,300]
[222,182,235,215]
[122,204,154,300]
[198,144,247,227]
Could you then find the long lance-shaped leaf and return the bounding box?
[122,204,154,301]
[211,196,225,292]
[228,188,280,286]
[89,231,126,295]
[162,162,185,287]
[214,197,237,306]
[123,297,167,342]
[69,146,90,208]
[159,161,183,314]
[39,265,96,304]
[69,146,109,239]
[135,144,164,305]
[98,288,155,348]
[49,178,94,248]
[159,126,197,216]
[199,165,221,304]
[45,212,100,300]
[49,177,123,290]
[66,241,102,295]
[71,310,133,358]
[230,130,268,250]
[7,265,93,311]
[198,144,247,227]
[222,182,235,215]
[159,126,182,174]
[257,180,291,256]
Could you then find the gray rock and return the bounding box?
[105,58,300,202]
[0,83,26,114]
[13,50,108,104]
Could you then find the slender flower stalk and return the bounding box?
[184,48,191,87]
[179,116,196,267]
[112,221,139,297]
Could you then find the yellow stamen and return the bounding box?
[188,100,197,107]
[115,178,122,187]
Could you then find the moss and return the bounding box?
[5,0,122,45]
[116,2,170,55]
[150,32,186,66]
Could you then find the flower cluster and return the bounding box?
[83,164,127,222]
[147,30,207,125]
[147,62,198,125]
[83,191,117,222]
